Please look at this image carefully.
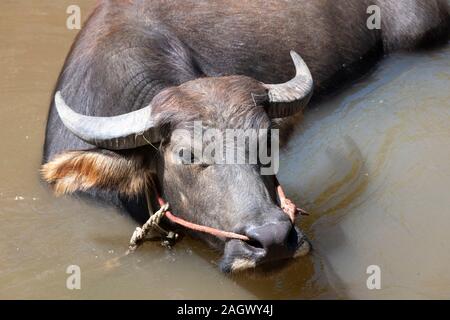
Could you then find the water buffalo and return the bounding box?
[41,0,449,272]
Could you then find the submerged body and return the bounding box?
[42,0,449,272]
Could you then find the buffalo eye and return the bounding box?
[178,148,194,164]
[178,148,209,167]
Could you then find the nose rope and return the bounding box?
[128,177,308,252]
[159,200,251,242]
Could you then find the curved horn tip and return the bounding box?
[54,91,70,114]
[289,50,311,76]
[54,91,71,117]
[290,51,302,65]
[263,50,314,118]
[289,50,300,59]
[54,91,63,104]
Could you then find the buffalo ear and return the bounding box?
[41,149,153,198]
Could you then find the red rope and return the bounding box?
[153,177,307,241]
[156,196,250,241]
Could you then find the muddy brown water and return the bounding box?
[1,1,449,299]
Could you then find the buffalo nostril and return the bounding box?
[244,221,293,256]
[245,238,265,250]
[286,226,300,249]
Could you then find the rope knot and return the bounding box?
[127,202,173,253]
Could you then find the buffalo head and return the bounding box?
[46,51,313,273]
